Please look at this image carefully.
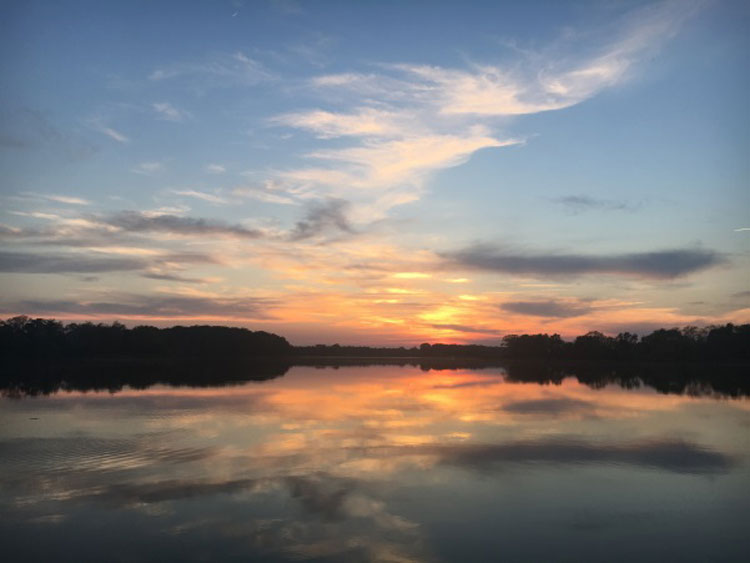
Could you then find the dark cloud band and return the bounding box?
[499,300,593,318]
[2,294,275,319]
[0,251,147,273]
[442,244,723,279]
[107,211,264,238]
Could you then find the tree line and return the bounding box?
[0,316,748,362]
[299,326,749,363]
[495,326,749,362]
[0,316,292,358]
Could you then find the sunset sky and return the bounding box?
[1,0,748,345]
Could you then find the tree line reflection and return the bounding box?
[1,356,747,399]
[1,316,748,398]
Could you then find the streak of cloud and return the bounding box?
[0,251,147,274]
[106,211,264,239]
[429,438,733,474]
[4,294,276,319]
[499,299,594,318]
[172,190,228,205]
[149,51,276,92]
[152,102,190,122]
[551,195,639,214]
[442,244,724,279]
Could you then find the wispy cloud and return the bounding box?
[205,164,226,174]
[0,251,146,274]
[86,115,130,143]
[153,102,190,122]
[172,190,228,205]
[501,398,595,415]
[280,129,515,221]
[0,249,216,275]
[272,108,405,139]
[149,51,276,92]
[141,271,220,284]
[90,121,129,143]
[43,194,91,206]
[106,211,264,239]
[551,195,639,214]
[425,438,733,475]
[271,1,698,223]
[390,1,698,117]
[311,1,697,117]
[131,161,163,175]
[271,0,305,17]
[4,293,275,320]
[232,186,296,205]
[17,192,91,206]
[499,299,594,318]
[429,323,502,336]
[443,244,724,279]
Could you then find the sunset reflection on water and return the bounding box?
[1,365,748,562]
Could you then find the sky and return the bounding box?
[1,0,748,345]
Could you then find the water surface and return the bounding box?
[1,364,748,562]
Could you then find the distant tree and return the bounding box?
[573,331,614,361]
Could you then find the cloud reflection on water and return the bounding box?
[1,365,748,562]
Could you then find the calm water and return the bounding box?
[1,364,748,562]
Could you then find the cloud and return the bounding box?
[205,164,226,174]
[0,207,269,248]
[80,477,260,506]
[41,194,91,206]
[392,1,698,117]
[105,211,264,239]
[270,1,702,223]
[271,0,305,16]
[0,250,148,274]
[272,108,404,139]
[87,116,129,143]
[552,195,638,214]
[280,129,516,221]
[5,293,276,319]
[289,199,354,241]
[171,190,228,205]
[153,102,190,122]
[284,475,353,521]
[232,187,296,205]
[499,299,593,318]
[0,249,216,276]
[312,1,698,118]
[443,244,724,279]
[6,191,90,206]
[99,126,129,143]
[429,438,733,475]
[430,323,502,335]
[131,161,163,175]
[501,397,594,415]
[141,271,216,284]
[0,108,98,158]
[306,130,510,188]
[0,224,26,238]
[432,379,501,389]
[149,51,276,91]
